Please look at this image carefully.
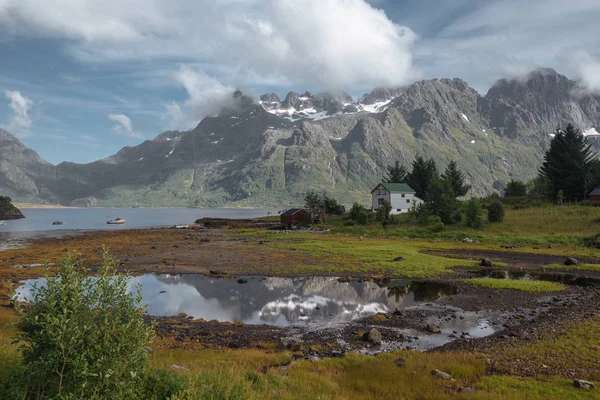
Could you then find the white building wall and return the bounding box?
[390,193,423,214]
[371,186,424,214]
[371,185,391,211]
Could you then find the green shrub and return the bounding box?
[139,370,188,400]
[349,203,372,225]
[452,209,463,224]
[427,215,445,232]
[410,203,431,225]
[487,200,505,223]
[505,180,528,197]
[375,200,392,224]
[14,248,155,399]
[465,198,484,229]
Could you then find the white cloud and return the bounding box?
[412,0,600,92]
[108,113,143,139]
[0,0,416,90]
[167,65,237,129]
[3,90,33,135]
[571,51,600,93]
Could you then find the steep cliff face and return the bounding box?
[2,68,599,207]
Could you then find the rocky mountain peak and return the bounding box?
[486,68,574,102]
[260,93,281,103]
[359,87,403,105]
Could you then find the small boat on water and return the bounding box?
[0,221,6,226]
[52,221,65,225]
[107,218,125,225]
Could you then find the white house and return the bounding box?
[371,183,424,214]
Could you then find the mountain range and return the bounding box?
[1,68,599,207]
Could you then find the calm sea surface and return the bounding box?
[0,207,278,250]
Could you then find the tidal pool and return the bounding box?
[16,275,456,326]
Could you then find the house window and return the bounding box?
[406,199,410,203]
[378,198,384,205]
[397,209,402,212]
[401,193,405,198]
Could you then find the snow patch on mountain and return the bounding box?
[462,113,470,123]
[360,100,391,113]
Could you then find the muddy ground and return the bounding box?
[3,220,600,379]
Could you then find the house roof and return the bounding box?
[371,183,416,194]
[281,208,305,216]
[589,188,600,196]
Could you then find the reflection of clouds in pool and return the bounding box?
[128,275,243,322]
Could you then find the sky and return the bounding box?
[1,0,600,164]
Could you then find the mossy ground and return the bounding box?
[464,278,566,292]
[545,263,600,272]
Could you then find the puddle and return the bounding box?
[15,275,457,326]
[477,270,600,287]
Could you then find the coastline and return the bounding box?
[13,202,73,209]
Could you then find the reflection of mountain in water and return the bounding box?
[146,275,456,325]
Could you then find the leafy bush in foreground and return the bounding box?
[14,248,154,399]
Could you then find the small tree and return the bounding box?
[324,196,344,214]
[441,160,471,197]
[375,200,392,226]
[384,161,408,183]
[14,248,154,399]
[348,203,370,225]
[504,180,527,197]
[465,198,484,229]
[487,200,505,223]
[304,190,324,222]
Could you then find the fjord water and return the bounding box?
[16,275,456,326]
[0,207,278,250]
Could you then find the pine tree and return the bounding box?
[407,157,438,200]
[441,160,471,197]
[384,161,408,183]
[425,176,460,225]
[539,124,597,201]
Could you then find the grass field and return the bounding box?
[322,203,600,253]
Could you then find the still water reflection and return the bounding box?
[16,275,456,326]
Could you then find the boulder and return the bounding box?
[363,328,382,345]
[480,258,494,267]
[431,369,454,380]
[462,237,474,243]
[426,324,441,333]
[564,257,579,266]
[573,378,595,390]
[392,256,405,262]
